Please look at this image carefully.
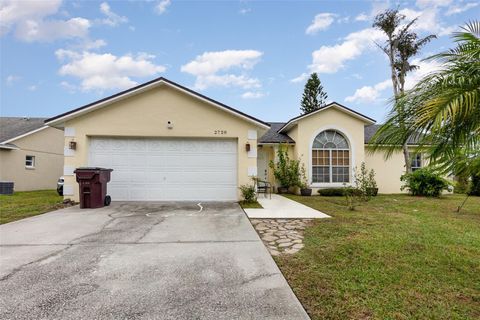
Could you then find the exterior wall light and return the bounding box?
[69,140,77,150]
[245,142,251,152]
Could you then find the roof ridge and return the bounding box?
[45,77,270,128]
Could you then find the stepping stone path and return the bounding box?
[250,219,312,256]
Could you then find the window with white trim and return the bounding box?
[410,153,422,171]
[312,130,350,183]
[25,155,35,168]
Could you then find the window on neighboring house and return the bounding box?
[410,153,422,171]
[25,155,35,168]
[312,130,350,183]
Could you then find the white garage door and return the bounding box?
[88,137,237,201]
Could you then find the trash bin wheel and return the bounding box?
[104,195,111,206]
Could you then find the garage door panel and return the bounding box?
[108,186,129,199]
[88,137,237,201]
[112,155,132,166]
[146,155,164,167]
[90,154,111,167]
[173,171,236,184]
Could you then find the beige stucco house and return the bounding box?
[45,77,423,202]
[0,117,64,191]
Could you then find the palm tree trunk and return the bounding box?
[403,143,411,173]
[399,72,411,174]
[388,40,399,97]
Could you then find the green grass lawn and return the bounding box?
[0,190,63,224]
[239,200,263,209]
[277,194,480,320]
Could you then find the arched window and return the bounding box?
[312,130,350,183]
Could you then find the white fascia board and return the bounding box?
[279,104,376,133]
[0,144,20,150]
[46,80,270,130]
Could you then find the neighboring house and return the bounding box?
[0,117,64,191]
[45,77,422,202]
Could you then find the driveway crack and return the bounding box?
[0,244,73,282]
[241,272,279,286]
[136,218,164,242]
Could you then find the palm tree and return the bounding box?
[372,9,436,173]
[369,21,480,176]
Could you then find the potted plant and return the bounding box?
[299,164,312,196]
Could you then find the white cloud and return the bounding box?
[81,39,107,50]
[404,58,442,90]
[345,79,392,103]
[28,85,37,91]
[345,59,442,104]
[155,0,171,15]
[0,0,61,34]
[400,7,456,36]
[355,13,369,21]
[290,73,309,83]
[241,91,265,99]
[6,75,21,85]
[354,1,389,22]
[60,81,77,93]
[181,50,263,90]
[56,50,166,91]
[416,0,452,8]
[15,17,90,42]
[306,13,336,34]
[0,0,91,42]
[99,2,128,26]
[239,8,251,15]
[445,2,479,16]
[308,28,385,74]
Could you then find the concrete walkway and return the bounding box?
[0,202,310,320]
[244,194,330,219]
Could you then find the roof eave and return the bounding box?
[278,102,376,133]
[45,77,270,130]
[258,141,296,145]
[0,126,50,144]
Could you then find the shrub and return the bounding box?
[401,168,450,197]
[269,145,301,188]
[239,184,256,203]
[299,163,309,189]
[318,188,345,196]
[354,162,378,201]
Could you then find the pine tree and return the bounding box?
[300,73,328,114]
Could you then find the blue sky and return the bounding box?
[1,0,478,123]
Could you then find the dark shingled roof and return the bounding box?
[364,124,422,145]
[260,124,422,145]
[258,122,295,144]
[0,117,47,143]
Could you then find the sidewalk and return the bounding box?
[244,194,330,219]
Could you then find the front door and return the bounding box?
[257,148,268,181]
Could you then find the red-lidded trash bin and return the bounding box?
[74,167,113,209]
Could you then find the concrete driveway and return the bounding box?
[0,202,309,320]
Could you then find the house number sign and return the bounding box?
[214,130,227,135]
